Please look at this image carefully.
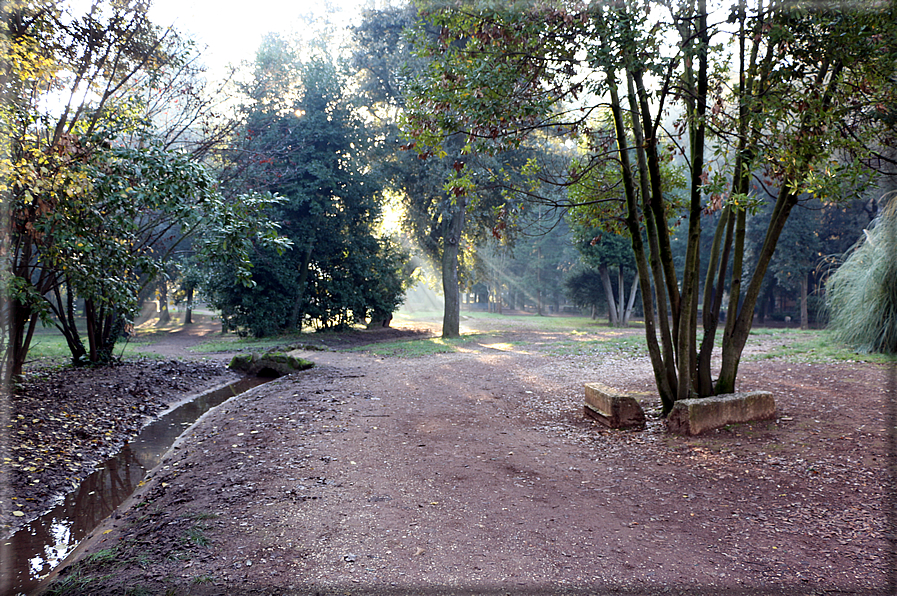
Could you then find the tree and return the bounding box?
[2,0,179,378]
[571,225,639,327]
[208,34,410,337]
[1,1,286,377]
[352,5,525,338]
[563,268,606,319]
[403,0,896,414]
[826,194,897,354]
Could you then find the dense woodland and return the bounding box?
[2,0,895,408]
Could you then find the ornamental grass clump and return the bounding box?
[826,195,897,354]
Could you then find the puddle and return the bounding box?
[0,376,267,596]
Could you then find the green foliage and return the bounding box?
[403,0,897,409]
[563,268,605,314]
[207,35,411,338]
[86,547,121,565]
[826,197,897,354]
[1,0,284,379]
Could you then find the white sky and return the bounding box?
[147,0,373,78]
[53,0,367,82]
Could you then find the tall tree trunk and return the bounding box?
[288,243,315,331]
[156,281,171,326]
[608,66,676,412]
[536,247,543,316]
[442,197,467,338]
[800,275,809,330]
[718,187,798,392]
[676,0,708,402]
[625,70,677,408]
[697,207,734,396]
[717,59,843,394]
[617,267,624,323]
[623,276,639,326]
[598,265,619,326]
[184,285,194,325]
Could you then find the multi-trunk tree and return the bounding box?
[1,0,283,379]
[403,0,896,414]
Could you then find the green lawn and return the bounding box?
[16,309,894,370]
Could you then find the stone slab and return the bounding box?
[583,382,646,429]
[667,391,776,435]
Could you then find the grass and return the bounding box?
[184,525,212,548]
[45,570,114,595]
[543,333,648,357]
[85,547,120,565]
[188,511,219,521]
[20,307,895,370]
[351,334,488,357]
[189,333,294,353]
[748,328,897,363]
[24,330,163,365]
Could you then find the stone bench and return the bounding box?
[667,391,776,435]
[583,382,646,429]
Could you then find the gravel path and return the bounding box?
[31,317,894,596]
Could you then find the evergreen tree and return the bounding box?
[209,34,409,336]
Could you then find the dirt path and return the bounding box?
[26,319,897,595]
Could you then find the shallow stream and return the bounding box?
[0,376,267,596]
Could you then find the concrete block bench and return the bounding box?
[667,391,775,435]
[583,382,646,429]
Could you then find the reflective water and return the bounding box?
[0,376,266,596]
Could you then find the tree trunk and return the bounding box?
[4,301,40,382]
[156,281,171,326]
[617,267,625,323]
[184,285,194,325]
[717,188,798,393]
[697,207,734,396]
[288,243,315,331]
[598,265,619,326]
[536,247,543,316]
[675,0,708,402]
[623,275,639,326]
[442,197,467,338]
[608,66,676,413]
[48,280,88,365]
[800,274,809,330]
[626,70,677,407]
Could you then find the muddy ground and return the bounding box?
[3,314,895,595]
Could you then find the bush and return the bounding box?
[826,197,897,354]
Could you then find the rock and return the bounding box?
[667,391,776,435]
[228,352,315,377]
[583,382,646,429]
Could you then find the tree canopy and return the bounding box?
[206,34,411,337]
[1,0,284,379]
[403,0,896,412]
